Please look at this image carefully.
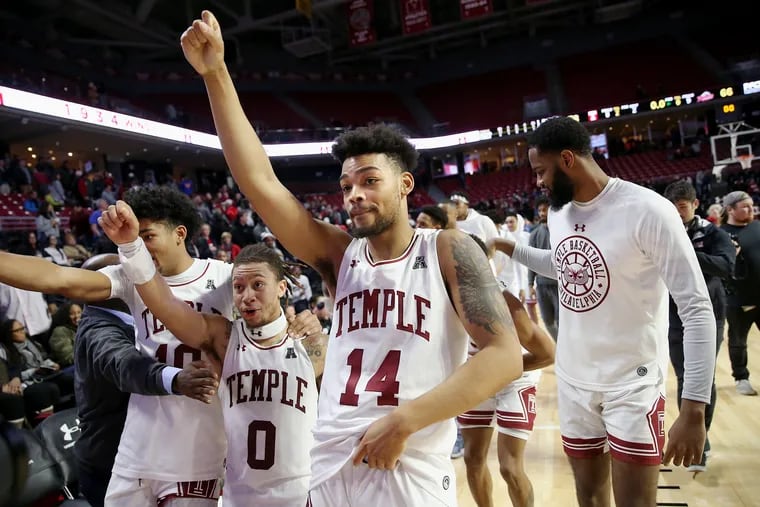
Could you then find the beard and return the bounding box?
[548,167,575,210]
[350,196,400,239]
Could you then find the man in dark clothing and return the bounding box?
[74,254,218,507]
[664,180,735,472]
[721,191,760,396]
[528,197,559,340]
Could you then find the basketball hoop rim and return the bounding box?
[738,154,752,170]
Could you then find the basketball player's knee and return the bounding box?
[498,454,524,484]
[463,447,488,471]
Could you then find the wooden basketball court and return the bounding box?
[453,327,760,507]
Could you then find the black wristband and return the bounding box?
[171,373,180,394]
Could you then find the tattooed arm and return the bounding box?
[302,332,327,380]
[365,230,523,440]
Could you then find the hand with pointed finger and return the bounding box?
[286,309,323,340]
[174,360,219,404]
[98,200,140,245]
[181,10,226,77]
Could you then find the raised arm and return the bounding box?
[99,201,232,364]
[181,10,351,276]
[502,289,555,371]
[0,252,112,301]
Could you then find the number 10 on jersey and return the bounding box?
[339,349,401,406]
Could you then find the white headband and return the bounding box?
[450,195,469,205]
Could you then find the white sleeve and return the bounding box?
[637,198,716,404]
[98,265,130,301]
[512,243,557,280]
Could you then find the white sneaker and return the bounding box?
[735,379,758,396]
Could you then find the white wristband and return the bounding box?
[118,237,156,285]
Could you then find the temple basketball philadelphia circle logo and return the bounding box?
[554,235,610,312]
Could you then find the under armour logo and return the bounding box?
[286,347,297,359]
[350,259,360,268]
[237,343,247,351]
[574,224,586,232]
[251,329,263,337]
[206,279,216,290]
[412,256,427,269]
[60,420,81,442]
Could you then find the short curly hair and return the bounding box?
[124,185,201,239]
[332,123,419,172]
[527,117,592,157]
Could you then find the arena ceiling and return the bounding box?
[1,0,708,91]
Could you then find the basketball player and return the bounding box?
[0,186,235,506]
[74,254,220,507]
[490,117,716,507]
[457,235,555,507]
[182,11,523,506]
[449,191,499,244]
[437,200,459,230]
[98,200,326,507]
[415,205,448,229]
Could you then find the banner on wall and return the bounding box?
[401,0,432,35]
[348,0,376,46]
[460,0,492,20]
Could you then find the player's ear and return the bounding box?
[400,171,414,197]
[174,225,188,245]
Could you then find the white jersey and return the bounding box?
[543,178,714,394]
[219,321,317,507]
[101,259,234,481]
[310,229,469,487]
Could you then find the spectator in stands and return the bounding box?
[101,183,118,205]
[261,231,284,260]
[9,157,33,195]
[0,319,73,400]
[664,180,735,472]
[49,171,67,206]
[68,203,92,245]
[415,205,448,229]
[0,347,60,428]
[15,231,45,258]
[528,196,559,341]
[198,222,218,257]
[42,235,70,266]
[22,191,39,214]
[35,201,60,245]
[289,264,312,314]
[193,194,213,224]
[218,231,240,261]
[178,173,194,196]
[89,199,108,241]
[210,206,231,239]
[48,303,82,367]
[62,230,92,267]
[721,191,760,396]
[231,209,257,247]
